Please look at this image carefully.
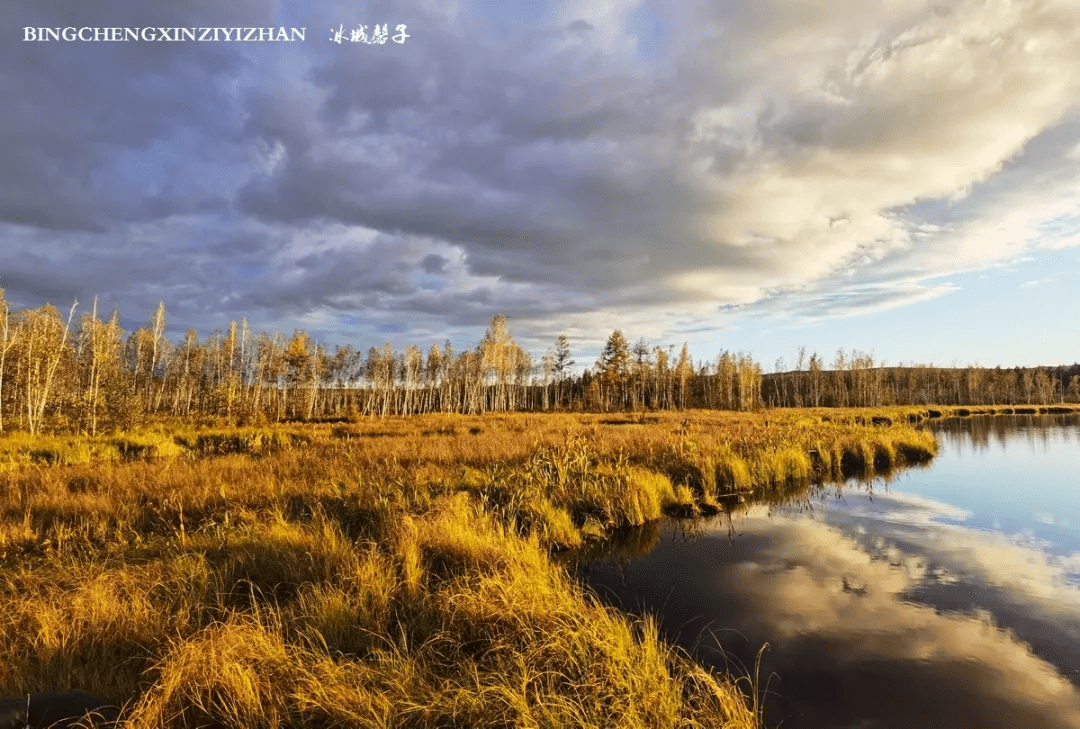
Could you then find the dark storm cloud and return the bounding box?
[419,254,447,274]
[235,9,723,304]
[1,0,271,231]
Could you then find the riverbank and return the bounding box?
[572,411,1080,729]
[809,403,1080,423]
[0,409,946,727]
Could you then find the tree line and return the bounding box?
[0,291,1075,434]
[761,348,1080,409]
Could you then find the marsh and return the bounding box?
[576,414,1080,728]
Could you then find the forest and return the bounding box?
[1,291,1077,434]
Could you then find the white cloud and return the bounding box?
[692,507,1080,724]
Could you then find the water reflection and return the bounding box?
[931,412,1080,454]
[574,415,1080,729]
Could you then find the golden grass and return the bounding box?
[1,493,756,728]
[0,408,961,728]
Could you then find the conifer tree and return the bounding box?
[596,331,630,411]
[552,335,575,410]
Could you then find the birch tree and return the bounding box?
[0,289,17,432]
[19,301,78,434]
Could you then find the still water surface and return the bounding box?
[575,415,1080,728]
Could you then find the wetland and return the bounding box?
[0,408,1073,727]
[574,413,1080,728]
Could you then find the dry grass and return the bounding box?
[0,408,952,728]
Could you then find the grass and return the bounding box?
[0,494,754,728]
[0,408,961,728]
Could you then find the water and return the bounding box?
[573,414,1080,728]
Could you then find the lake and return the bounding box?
[573,414,1080,728]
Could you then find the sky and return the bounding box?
[2,0,1079,371]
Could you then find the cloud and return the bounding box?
[2,0,1080,349]
[819,487,1080,616]
[1,0,271,232]
[863,490,973,525]
[603,504,1080,728]
[738,280,961,323]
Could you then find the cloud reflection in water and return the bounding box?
[579,417,1080,728]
